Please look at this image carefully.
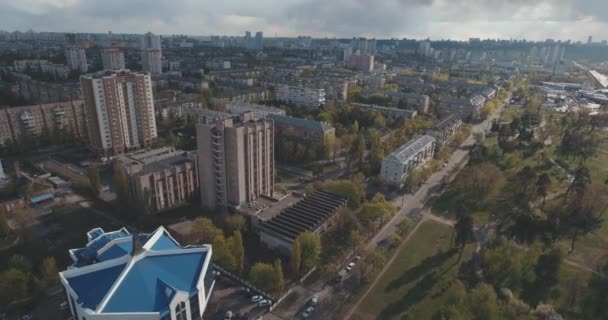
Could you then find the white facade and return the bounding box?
[276,84,325,109]
[101,48,126,70]
[143,49,162,75]
[65,47,88,72]
[381,135,436,187]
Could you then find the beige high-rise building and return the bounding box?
[101,48,125,70]
[197,113,274,211]
[80,70,157,157]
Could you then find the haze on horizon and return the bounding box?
[1,0,608,41]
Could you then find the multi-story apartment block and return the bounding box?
[442,94,486,119]
[116,147,198,213]
[267,114,335,144]
[14,75,82,103]
[65,46,88,72]
[427,114,462,149]
[227,102,285,120]
[276,83,325,109]
[142,49,162,74]
[101,48,125,70]
[80,70,157,157]
[381,135,436,187]
[197,113,274,211]
[351,103,417,120]
[12,60,70,80]
[0,100,87,145]
[59,226,214,320]
[347,54,374,72]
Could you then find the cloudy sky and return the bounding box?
[1,0,607,41]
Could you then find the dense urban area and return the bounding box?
[0,28,608,320]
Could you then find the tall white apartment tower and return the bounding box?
[65,47,88,72]
[141,32,162,74]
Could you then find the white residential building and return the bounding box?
[227,102,286,120]
[276,84,325,109]
[65,47,88,72]
[143,49,162,74]
[381,135,436,187]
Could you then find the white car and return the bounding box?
[354,255,362,261]
[224,310,233,320]
[311,295,318,305]
[345,266,352,272]
[348,262,356,268]
[258,299,271,307]
[251,295,262,302]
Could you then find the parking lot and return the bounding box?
[205,276,271,320]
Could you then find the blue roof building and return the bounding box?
[59,226,214,320]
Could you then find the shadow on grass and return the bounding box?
[376,272,439,320]
[384,249,456,293]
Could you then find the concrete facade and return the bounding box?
[101,48,126,70]
[197,114,274,211]
[381,135,436,187]
[80,70,157,157]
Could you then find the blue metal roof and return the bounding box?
[74,229,132,266]
[102,251,208,313]
[66,262,127,310]
[97,241,132,262]
[150,234,181,251]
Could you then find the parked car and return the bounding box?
[354,255,362,261]
[345,266,352,272]
[348,262,356,268]
[258,299,271,307]
[310,295,318,305]
[302,306,315,318]
[251,295,262,302]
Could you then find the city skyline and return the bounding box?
[2,0,608,41]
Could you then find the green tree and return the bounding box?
[223,214,246,234]
[582,261,608,320]
[112,163,129,211]
[298,232,322,271]
[188,217,223,244]
[248,262,275,293]
[9,255,32,273]
[87,165,101,196]
[324,179,363,208]
[291,238,302,274]
[0,268,29,306]
[358,193,396,227]
[232,231,245,274]
[212,235,237,271]
[454,214,475,260]
[273,259,285,295]
[349,229,364,254]
[468,283,499,320]
[536,173,551,209]
[41,257,58,288]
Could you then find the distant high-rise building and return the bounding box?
[347,54,375,72]
[142,49,162,74]
[101,48,125,70]
[352,37,376,54]
[588,35,593,44]
[80,70,157,157]
[141,32,161,50]
[65,47,88,72]
[197,113,274,211]
[141,32,162,74]
[417,41,432,58]
[254,31,264,50]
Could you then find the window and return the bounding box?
[175,301,188,320]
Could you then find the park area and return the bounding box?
[352,221,473,320]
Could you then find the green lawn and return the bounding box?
[354,221,472,320]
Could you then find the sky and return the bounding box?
[1,0,608,41]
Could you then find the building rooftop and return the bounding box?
[267,114,334,132]
[260,191,347,242]
[385,135,436,164]
[434,114,462,130]
[117,147,196,175]
[60,226,212,315]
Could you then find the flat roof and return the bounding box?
[260,191,347,242]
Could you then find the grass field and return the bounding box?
[353,221,473,320]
